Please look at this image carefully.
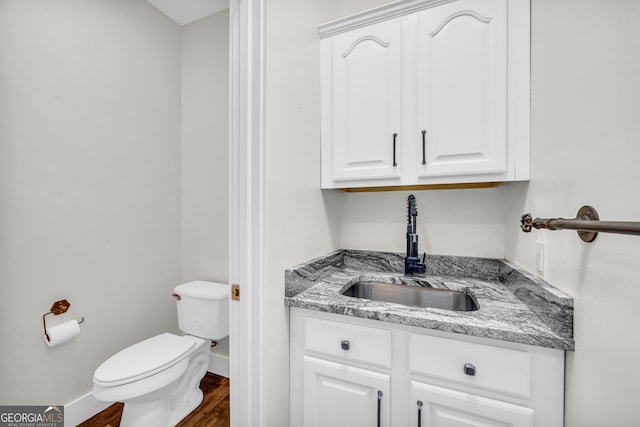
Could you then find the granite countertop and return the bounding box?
[285,250,574,351]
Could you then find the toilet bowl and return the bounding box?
[92,281,229,427]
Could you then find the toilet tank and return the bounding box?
[174,281,229,340]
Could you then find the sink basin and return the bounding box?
[342,281,478,311]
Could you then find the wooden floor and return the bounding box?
[77,373,230,427]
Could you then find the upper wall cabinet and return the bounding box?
[320,0,530,190]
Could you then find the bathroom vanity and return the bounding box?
[285,250,574,427]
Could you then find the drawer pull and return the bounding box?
[464,363,476,376]
[341,340,350,351]
[417,400,423,427]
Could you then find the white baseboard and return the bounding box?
[65,392,112,426]
[208,348,230,378]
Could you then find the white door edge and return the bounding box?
[229,0,267,426]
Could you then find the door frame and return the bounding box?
[229,0,267,426]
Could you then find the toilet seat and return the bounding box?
[94,333,197,387]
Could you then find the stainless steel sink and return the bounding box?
[342,281,478,311]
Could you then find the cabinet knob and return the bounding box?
[464,363,476,376]
[341,340,350,350]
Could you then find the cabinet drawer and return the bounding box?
[410,334,531,398]
[304,317,391,369]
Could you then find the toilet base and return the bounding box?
[118,351,210,427]
[120,392,171,427]
[168,388,203,426]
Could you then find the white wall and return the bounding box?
[264,1,356,424]
[181,10,229,284]
[505,1,640,425]
[0,0,182,405]
[0,1,229,409]
[338,189,511,258]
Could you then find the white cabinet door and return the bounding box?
[303,356,391,427]
[322,19,403,185]
[411,381,534,427]
[415,0,508,179]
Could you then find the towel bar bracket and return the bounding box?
[575,206,599,242]
[521,205,640,242]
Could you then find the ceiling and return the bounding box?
[146,0,229,26]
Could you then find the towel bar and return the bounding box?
[521,205,640,242]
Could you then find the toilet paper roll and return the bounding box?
[45,319,80,347]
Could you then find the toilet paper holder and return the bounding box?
[43,299,84,342]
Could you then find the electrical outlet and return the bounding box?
[535,240,547,280]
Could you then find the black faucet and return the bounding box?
[405,195,426,276]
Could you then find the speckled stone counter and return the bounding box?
[285,250,574,351]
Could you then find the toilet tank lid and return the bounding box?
[174,280,229,300]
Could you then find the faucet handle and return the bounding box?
[408,195,418,217]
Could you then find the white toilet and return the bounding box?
[93,281,229,427]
